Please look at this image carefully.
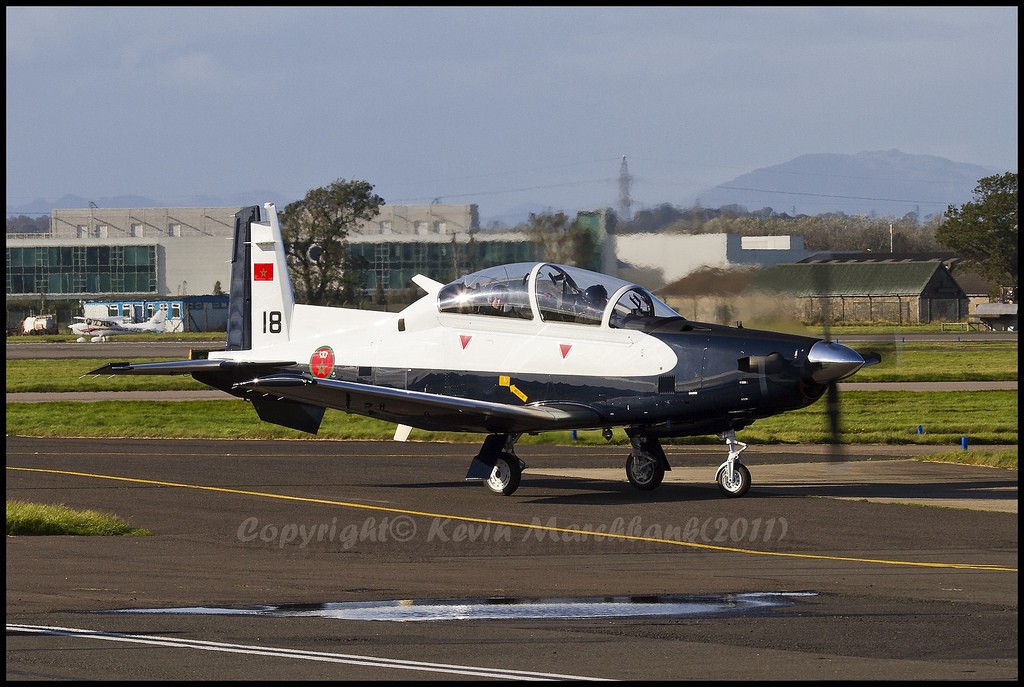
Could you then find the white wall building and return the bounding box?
[614,233,812,288]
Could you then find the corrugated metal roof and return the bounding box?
[750,261,947,296]
[949,265,998,295]
[975,303,1017,316]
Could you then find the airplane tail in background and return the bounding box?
[226,203,296,351]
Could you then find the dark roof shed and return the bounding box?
[750,261,964,298]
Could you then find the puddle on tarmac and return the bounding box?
[99,592,817,622]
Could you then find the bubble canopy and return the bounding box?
[437,262,680,327]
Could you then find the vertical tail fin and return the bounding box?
[226,203,295,351]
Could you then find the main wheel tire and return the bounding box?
[625,452,665,491]
[716,462,751,498]
[485,453,522,495]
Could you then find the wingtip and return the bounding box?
[86,361,131,375]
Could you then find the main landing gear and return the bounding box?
[467,433,527,496]
[624,431,669,490]
[467,429,753,497]
[486,450,525,495]
[623,429,752,497]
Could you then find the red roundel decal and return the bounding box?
[309,345,335,379]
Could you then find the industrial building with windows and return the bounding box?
[5,203,535,331]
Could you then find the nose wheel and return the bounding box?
[715,430,752,497]
[716,462,751,497]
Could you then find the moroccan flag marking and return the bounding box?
[254,263,274,281]
[310,345,335,379]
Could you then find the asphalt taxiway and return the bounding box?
[6,436,1018,680]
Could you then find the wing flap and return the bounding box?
[233,374,601,434]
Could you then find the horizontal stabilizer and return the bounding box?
[88,359,297,376]
[411,274,445,295]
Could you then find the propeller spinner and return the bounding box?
[806,340,868,384]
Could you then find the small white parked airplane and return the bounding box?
[70,308,168,342]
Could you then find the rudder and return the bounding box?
[226,203,295,351]
[226,205,257,351]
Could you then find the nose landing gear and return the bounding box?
[715,430,751,497]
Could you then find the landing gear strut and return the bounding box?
[715,430,751,497]
[624,431,669,491]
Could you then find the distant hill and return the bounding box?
[694,149,1003,219]
[7,150,1009,222]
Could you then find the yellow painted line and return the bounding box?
[7,466,1016,573]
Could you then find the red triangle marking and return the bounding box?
[460,334,472,349]
[560,343,572,359]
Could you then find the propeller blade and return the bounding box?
[811,262,832,342]
[811,261,850,464]
[825,380,843,462]
[821,299,831,342]
[826,381,841,444]
[861,351,883,367]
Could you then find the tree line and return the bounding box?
[279,173,1016,306]
[7,172,1017,306]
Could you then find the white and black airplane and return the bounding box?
[89,202,880,497]
[71,307,168,342]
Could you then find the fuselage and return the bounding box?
[211,297,829,438]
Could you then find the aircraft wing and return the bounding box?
[233,373,603,435]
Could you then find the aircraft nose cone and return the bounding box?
[807,340,866,384]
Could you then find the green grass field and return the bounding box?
[7,335,1017,459]
[5,390,1017,446]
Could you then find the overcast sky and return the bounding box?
[6,6,1018,223]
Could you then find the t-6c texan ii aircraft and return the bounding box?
[89,203,880,497]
